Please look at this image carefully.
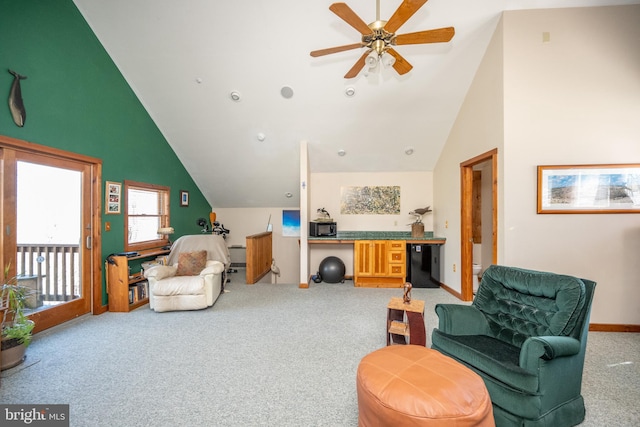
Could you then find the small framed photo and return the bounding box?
[537,164,640,214]
[106,181,121,214]
[180,190,189,207]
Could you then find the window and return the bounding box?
[124,180,170,251]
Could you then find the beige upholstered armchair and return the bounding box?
[144,235,230,312]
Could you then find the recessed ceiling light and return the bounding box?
[281,86,294,99]
[345,87,355,97]
[405,147,414,155]
[285,192,293,198]
[338,149,346,156]
[257,133,266,141]
[230,91,241,101]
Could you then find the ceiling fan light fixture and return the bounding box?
[365,50,379,69]
[381,51,396,67]
[311,1,455,79]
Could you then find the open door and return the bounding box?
[460,149,498,301]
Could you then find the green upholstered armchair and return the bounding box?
[432,265,596,427]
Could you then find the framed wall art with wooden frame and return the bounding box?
[105,181,121,214]
[180,190,189,207]
[537,164,640,214]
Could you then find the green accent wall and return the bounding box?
[0,0,212,305]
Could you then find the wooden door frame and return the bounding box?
[460,148,498,301]
[0,135,104,330]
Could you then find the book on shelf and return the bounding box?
[129,280,149,304]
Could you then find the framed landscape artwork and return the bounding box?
[340,186,401,215]
[537,164,640,214]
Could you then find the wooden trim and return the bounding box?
[491,153,498,265]
[123,180,171,252]
[460,148,499,168]
[0,134,102,165]
[1,135,104,328]
[460,148,498,302]
[439,282,463,300]
[589,324,640,332]
[91,162,104,315]
[460,165,473,301]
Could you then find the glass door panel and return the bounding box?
[11,152,92,332]
[17,161,82,310]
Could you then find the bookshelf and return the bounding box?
[106,248,169,312]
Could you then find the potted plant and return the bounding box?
[1,263,35,370]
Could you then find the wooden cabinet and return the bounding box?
[354,240,406,287]
[106,249,169,312]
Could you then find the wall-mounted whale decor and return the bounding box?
[8,69,27,127]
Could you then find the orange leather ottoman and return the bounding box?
[356,346,494,427]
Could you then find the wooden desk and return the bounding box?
[386,297,426,346]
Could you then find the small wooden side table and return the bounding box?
[386,297,426,346]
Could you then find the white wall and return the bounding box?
[309,171,434,276]
[310,171,434,231]
[434,17,505,292]
[216,170,434,285]
[501,6,640,325]
[212,207,301,285]
[435,5,640,325]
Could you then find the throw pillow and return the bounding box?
[176,250,207,276]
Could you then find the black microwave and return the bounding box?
[309,221,337,237]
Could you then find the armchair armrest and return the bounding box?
[200,261,225,276]
[144,265,177,281]
[520,336,581,368]
[435,304,490,335]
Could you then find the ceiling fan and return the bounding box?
[310,0,455,78]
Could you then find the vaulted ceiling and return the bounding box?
[72,0,633,208]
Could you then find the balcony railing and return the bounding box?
[15,244,81,308]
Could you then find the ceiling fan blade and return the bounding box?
[394,27,455,45]
[329,3,373,36]
[344,50,370,79]
[310,43,363,57]
[386,48,413,75]
[385,0,428,34]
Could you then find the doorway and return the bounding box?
[1,136,102,332]
[460,149,498,301]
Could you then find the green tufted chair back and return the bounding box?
[472,265,587,348]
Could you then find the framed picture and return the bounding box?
[340,186,401,214]
[537,164,640,214]
[105,181,121,214]
[180,190,189,207]
[282,210,300,237]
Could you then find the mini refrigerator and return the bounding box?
[406,244,442,288]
